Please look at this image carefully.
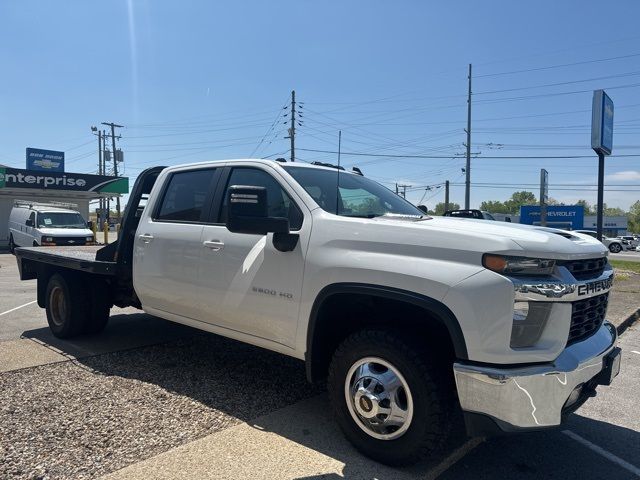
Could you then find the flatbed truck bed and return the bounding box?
[13,166,165,312]
[15,246,117,277]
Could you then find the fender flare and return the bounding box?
[305,283,468,381]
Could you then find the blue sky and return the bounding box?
[1,1,639,210]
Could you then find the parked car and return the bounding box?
[8,202,94,252]
[13,160,620,466]
[573,230,626,253]
[443,209,496,220]
[617,235,639,249]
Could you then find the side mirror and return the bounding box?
[226,185,290,235]
[87,221,94,229]
[25,219,34,227]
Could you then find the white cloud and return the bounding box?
[605,170,640,182]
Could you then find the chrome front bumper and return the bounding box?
[453,321,618,430]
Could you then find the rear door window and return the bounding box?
[155,169,217,223]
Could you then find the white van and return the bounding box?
[8,202,94,252]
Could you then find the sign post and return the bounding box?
[591,89,614,241]
[539,169,549,227]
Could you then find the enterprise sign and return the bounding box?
[0,166,128,193]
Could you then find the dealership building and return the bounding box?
[493,205,629,237]
[0,154,128,248]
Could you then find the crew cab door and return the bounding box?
[197,164,310,347]
[133,166,221,319]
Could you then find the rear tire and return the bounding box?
[45,273,89,338]
[609,243,622,253]
[328,329,450,466]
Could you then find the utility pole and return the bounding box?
[103,129,111,225]
[397,184,411,198]
[464,63,472,210]
[102,122,123,221]
[395,183,399,195]
[290,90,296,162]
[444,180,450,212]
[98,130,104,224]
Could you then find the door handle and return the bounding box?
[139,233,154,243]
[203,240,224,251]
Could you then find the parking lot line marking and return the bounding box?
[0,300,37,317]
[422,437,484,480]
[632,350,640,355]
[562,430,640,477]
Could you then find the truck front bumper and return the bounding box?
[453,321,619,433]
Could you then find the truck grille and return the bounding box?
[568,293,608,346]
[558,258,607,280]
[52,237,87,246]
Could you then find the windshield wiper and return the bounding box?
[341,214,384,218]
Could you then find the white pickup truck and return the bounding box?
[14,159,621,465]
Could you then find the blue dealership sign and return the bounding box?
[520,205,584,230]
[26,148,65,172]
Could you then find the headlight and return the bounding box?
[44,236,53,242]
[483,254,555,276]
[510,301,553,348]
[86,236,94,242]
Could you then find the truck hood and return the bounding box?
[368,215,608,260]
[38,228,93,237]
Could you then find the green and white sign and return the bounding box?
[0,167,128,193]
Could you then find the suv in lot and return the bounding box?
[573,230,626,253]
[617,235,638,249]
[14,160,621,465]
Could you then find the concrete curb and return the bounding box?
[615,308,640,336]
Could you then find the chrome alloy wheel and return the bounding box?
[49,286,67,327]
[344,357,414,440]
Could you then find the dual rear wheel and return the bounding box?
[45,273,111,338]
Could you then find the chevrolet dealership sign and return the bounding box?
[0,166,128,193]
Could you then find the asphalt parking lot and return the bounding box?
[1,251,639,480]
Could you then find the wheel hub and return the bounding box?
[344,357,414,440]
[355,385,379,418]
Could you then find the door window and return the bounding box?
[27,212,35,226]
[155,169,216,222]
[220,168,303,230]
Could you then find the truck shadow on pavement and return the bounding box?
[15,313,640,480]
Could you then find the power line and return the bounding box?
[475,52,640,78]
[296,148,640,160]
[474,70,640,95]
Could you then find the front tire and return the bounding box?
[609,243,622,253]
[45,273,89,338]
[328,330,449,466]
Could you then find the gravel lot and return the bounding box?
[0,334,322,480]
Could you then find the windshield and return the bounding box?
[283,166,424,218]
[37,212,86,229]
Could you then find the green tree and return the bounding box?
[576,199,595,215]
[504,191,537,213]
[431,202,460,215]
[480,191,537,214]
[479,200,509,214]
[628,200,640,233]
